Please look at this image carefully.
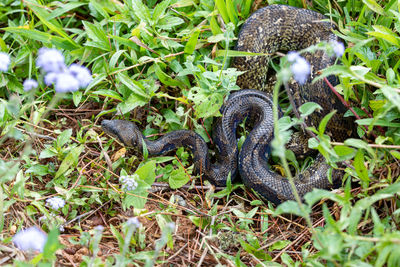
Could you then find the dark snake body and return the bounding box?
[102,5,354,204]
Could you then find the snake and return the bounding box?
[101,5,354,204]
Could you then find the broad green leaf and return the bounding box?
[362,0,385,15]
[215,0,230,24]
[390,150,400,159]
[344,138,375,157]
[154,64,186,88]
[318,110,336,135]
[82,21,111,51]
[210,16,223,35]
[353,149,370,185]
[299,102,322,117]
[275,200,311,218]
[25,0,78,47]
[3,27,77,50]
[367,25,400,47]
[57,129,72,147]
[131,0,152,24]
[135,161,156,186]
[169,166,189,189]
[153,0,170,21]
[380,86,400,112]
[356,118,400,127]
[48,2,86,20]
[92,89,123,101]
[55,145,84,178]
[225,0,238,24]
[184,29,200,55]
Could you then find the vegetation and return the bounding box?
[1,0,400,266]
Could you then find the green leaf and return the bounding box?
[82,21,111,51]
[356,118,400,127]
[275,201,311,218]
[130,0,152,24]
[184,29,200,55]
[390,150,400,159]
[25,0,78,47]
[73,91,83,107]
[57,129,72,147]
[55,145,84,178]
[344,138,375,157]
[225,0,238,24]
[299,102,322,117]
[318,110,336,135]
[135,160,156,186]
[215,0,230,24]
[362,0,385,15]
[380,86,400,112]
[3,27,78,50]
[92,89,123,101]
[43,228,62,260]
[210,16,223,35]
[154,64,186,88]
[268,240,291,251]
[153,0,170,21]
[367,25,400,47]
[169,166,189,189]
[353,149,370,186]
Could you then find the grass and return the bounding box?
[1,0,400,266]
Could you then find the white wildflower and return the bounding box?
[331,41,345,58]
[68,64,93,88]
[127,217,141,228]
[95,225,104,232]
[36,48,65,73]
[46,196,65,210]
[290,56,311,85]
[0,52,11,72]
[44,72,58,86]
[167,222,175,231]
[287,51,300,63]
[54,72,80,93]
[120,174,139,191]
[23,79,38,91]
[12,226,47,252]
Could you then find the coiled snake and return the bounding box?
[102,5,354,204]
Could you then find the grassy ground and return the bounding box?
[1,0,400,266]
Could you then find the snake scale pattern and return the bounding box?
[102,5,354,204]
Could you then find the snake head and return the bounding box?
[101,119,143,148]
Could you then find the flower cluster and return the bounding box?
[287,51,311,85]
[23,79,38,92]
[12,226,47,252]
[330,40,345,58]
[127,217,142,228]
[120,174,139,191]
[0,52,10,72]
[46,196,66,210]
[37,48,93,93]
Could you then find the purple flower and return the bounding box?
[127,217,141,228]
[331,41,345,58]
[0,52,11,72]
[120,174,139,191]
[46,196,65,210]
[36,48,65,73]
[12,226,47,252]
[23,79,38,91]
[290,56,311,85]
[44,72,58,86]
[55,72,80,93]
[68,64,93,88]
